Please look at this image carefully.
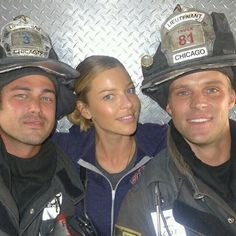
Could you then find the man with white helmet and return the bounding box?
[115,5,236,236]
[0,15,85,235]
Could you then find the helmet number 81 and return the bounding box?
[179,32,193,46]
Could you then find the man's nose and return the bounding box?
[190,92,208,110]
[29,98,41,113]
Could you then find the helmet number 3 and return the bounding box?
[22,32,31,44]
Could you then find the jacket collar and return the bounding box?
[69,123,165,164]
[167,119,236,200]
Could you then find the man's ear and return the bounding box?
[166,103,172,116]
[76,100,92,119]
[229,88,236,110]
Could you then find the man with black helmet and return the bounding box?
[115,5,236,236]
[0,15,84,235]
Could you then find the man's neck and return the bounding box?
[186,134,231,166]
[1,138,41,159]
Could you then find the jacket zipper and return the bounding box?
[78,156,152,236]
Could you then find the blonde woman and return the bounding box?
[53,55,167,236]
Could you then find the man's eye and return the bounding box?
[41,96,54,103]
[127,87,136,94]
[15,94,28,99]
[177,90,189,96]
[207,87,218,94]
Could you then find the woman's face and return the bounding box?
[78,66,140,137]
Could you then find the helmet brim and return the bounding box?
[0,57,79,85]
[142,54,236,90]
[141,54,236,110]
[0,57,80,119]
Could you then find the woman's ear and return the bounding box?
[76,100,92,119]
[166,103,172,116]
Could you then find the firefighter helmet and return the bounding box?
[141,4,236,110]
[0,15,80,119]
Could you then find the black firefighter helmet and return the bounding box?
[141,4,236,110]
[0,15,80,119]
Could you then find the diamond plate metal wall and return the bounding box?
[0,0,236,131]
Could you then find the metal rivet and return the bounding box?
[228,217,235,224]
[141,55,153,68]
[30,208,35,214]
[193,193,204,200]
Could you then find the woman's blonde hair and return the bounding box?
[68,55,130,131]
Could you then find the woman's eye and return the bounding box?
[103,94,114,100]
[127,87,136,94]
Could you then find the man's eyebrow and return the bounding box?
[172,80,225,89]
[42,88,56,94]
[204,80,226,86]
[11,86,31,91]
[10,86,56,94]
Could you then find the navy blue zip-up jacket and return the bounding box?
[52,122,167,236]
